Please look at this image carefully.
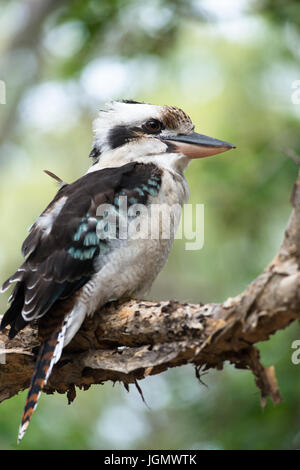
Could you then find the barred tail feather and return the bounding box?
[17,318,69,443]
[18,341,55,443]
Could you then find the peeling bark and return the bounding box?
[1,169,300,406]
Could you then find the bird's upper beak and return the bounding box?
[163,132,236,159]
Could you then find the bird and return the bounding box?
[0,100,235,442]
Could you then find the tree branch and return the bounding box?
[1,168,300,405]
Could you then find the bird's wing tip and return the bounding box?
[1,280,11,293]
[43,169,67,187]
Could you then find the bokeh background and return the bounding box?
[1,0,300,450]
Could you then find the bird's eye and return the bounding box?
[143,119,162,134]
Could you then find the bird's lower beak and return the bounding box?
[164,132,236,159]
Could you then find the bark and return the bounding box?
[1,167,300,406]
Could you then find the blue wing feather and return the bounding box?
[1,162,162,337]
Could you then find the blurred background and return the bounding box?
[0,0,300,450]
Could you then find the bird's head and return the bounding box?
[89,100,235,173]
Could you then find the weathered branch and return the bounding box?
[1,168,300,406]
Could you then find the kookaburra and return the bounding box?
[0,100,235,441]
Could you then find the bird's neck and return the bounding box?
[87,141,191,176]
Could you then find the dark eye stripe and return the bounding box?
[108,121,164,150]
[108,125,140,149]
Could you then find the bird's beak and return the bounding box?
[163,132,236,159]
